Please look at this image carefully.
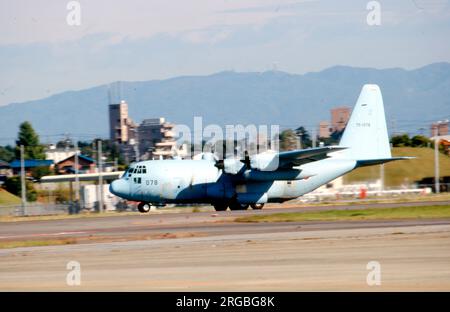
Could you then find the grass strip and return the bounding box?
[235,205,450,223]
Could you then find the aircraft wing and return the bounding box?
[277,146,347,168]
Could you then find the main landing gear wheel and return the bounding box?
[229,202,249,211]
[251,203,264,210]
[138,202,151,213]
[213,204,228,211]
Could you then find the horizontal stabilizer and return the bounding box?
[279,146,346,160]
[356,157,415,168]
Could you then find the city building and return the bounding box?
[9,159,54,176]
[318,121,331,138]
[138,118,176,159]
[331,106,351,132]
[108,100,179,161]
[109,100,138,163]
[81,184,119,211]
[45,144,79,163]
[441,138,450,156]
[109,101,137,144]
[55,154,95,174]
[431,120,449,137]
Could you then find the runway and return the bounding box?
[0,200,448,242]
[1,201,450,291]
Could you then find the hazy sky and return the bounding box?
[0,0,449,106]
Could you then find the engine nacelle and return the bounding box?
[250,151,280,171]
[223,159,245,175]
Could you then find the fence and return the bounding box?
[0,203,70,216]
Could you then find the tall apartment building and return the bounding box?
[331,106,351,132]
[431,120,449,137]
[109,100,178,161]
[109,100,138,163]
[318,121,331,138]
[137,118,176,160]
[109,101,137,144]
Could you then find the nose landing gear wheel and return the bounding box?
[251,203,264,210]
[138,202,151,213]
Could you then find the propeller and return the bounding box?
[241,150,251,170]
[215,159,224,170]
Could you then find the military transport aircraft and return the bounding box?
[110,84,411,212]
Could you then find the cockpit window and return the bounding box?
[128,165,147,175]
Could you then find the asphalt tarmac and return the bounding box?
[0,201,449,291]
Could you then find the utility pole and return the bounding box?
[74,140,80,208]
[98,140,104,212]
[434,135,440,194]
[114,157,119,172]
[20,145,26,216]
[380,164,385,192]
[312,128,317,148]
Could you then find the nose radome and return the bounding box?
[110,179,129,198]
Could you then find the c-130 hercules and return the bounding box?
[110,84,411,212]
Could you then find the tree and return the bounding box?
[330,129,344,143]
[319,130,344,146]
[15,121,45,160]
[78,141,94,158]
[411,135,430,147]
[295,126,312,148]
[56,138,74,149]
[279,129,298,151]
[30,166,52,180]
[391,134,411,147]
[0,145,15,162]
[3,176,37,202]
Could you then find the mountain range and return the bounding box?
[1,62,449,144]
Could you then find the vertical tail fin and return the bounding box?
[337,84,391,160]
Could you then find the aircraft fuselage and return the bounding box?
[110,157,357,206]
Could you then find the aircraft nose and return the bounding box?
[110,179,129,198]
